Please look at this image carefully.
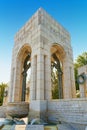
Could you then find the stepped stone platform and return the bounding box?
[1,99,87,129]
[57,123,86,130]
[1,124,87,130]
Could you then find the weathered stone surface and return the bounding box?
[7,8,76,126]
[78,65,87,98]
[48,99,87,125]
[0,106,6,118]
[6,102,29,118]
[15,125,26,130]
[26,125,44,130]
[28,100,47,122]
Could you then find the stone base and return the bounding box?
[1,124,87,130]
[2,125,58,130]
[0,105,7,118]
[6,102,29,118]
[28,100,47,123]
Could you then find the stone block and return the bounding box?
[26,125,44,130]
[6,102,29,118]
[15,125,26,130]
[44,126,58,130]
[0,106,6,118]
[29,100,47,121]
[48,99,87,125]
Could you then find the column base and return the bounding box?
[28,100,47,123]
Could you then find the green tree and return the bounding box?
[0,83,7,106]
[74,52,87,90]
[76,52,87,66]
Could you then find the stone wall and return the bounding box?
[0,105,6,118]
[48,98,87,125]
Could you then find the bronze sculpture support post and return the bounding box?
[21,54,31,101]
[21,71,27,101]
[58,71,63,99]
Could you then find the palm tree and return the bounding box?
[76,52,87,67]
[0,83,7,106]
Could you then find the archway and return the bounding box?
[21,53,31,101]
[16,44,32,102]
[51,44,65,99]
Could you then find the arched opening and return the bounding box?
[16,44,31,102]
[51,44,65,99]
[21,53,31,101]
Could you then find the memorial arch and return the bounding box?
[8,8,76,121]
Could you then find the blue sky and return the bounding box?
[0,0,87,83]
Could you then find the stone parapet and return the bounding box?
[48,98,87,125]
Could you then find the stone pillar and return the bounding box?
[36,53,44,100]
[70,66,76,98]
[80,85,86,98]
[78,65,87,98]
[30,55,37,100]
[13,59,22,102]
[29,48,51,121]
[8,67,15,102]
[63,58,72,98]
[63,52,76,99]
[44,55,51,100]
